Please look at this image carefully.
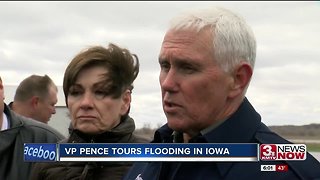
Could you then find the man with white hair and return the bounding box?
[124,7,320,180]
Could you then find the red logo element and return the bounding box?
[260,144,277,160]
[260,144,306,161]
[276,164,288,172]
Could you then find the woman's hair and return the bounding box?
[168,7,256,73]
[63,43,139,105]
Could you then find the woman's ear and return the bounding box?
[228,62,253,98]
[120,89,132,115]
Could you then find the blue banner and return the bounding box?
[24,143,57,162]
[59,143,258,162]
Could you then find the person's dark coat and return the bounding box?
[30,116,149,180]
[0,104,65,180]
[124,98,320,180]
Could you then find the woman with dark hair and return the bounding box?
[31,43,148,180]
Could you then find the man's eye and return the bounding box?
[181,65,196,74]
[160,62,170,72]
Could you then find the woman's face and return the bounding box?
[67,66,131,134]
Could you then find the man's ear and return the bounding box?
[228,62,253,98]
[31,96,40,108]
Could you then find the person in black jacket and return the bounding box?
[30,43,149,180]
[124,6,320,180]
[0,76,65,180]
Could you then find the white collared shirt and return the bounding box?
[1,112,9,131]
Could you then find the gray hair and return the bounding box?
[168,7,256,73]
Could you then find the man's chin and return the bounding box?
[167,119,186,132]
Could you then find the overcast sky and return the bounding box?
[1,1,320,128]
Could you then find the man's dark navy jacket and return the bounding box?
[124,98,320,180]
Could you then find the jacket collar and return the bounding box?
[202,98,261,143]
[1,104,24,150]
[154,98,262,178]
[3,103,24,129]
[155,98,261,143]
[68,116,136,143]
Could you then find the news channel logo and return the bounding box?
[24,143,57,162]
[260,144,306,161]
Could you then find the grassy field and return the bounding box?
[305,143,320,152]
[286,139,320,152]
[268,124,320,152]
